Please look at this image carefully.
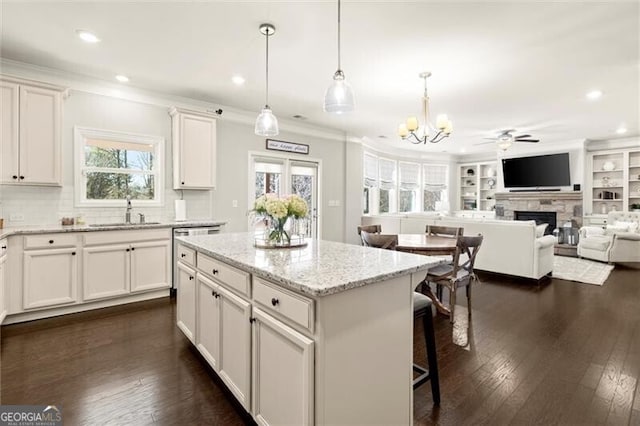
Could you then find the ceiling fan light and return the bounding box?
[497,139,512,150]
[255,106,279,136]
[323,71,355,114]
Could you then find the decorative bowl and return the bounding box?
[602,161,615,171]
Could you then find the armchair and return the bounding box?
[577,212,640,263]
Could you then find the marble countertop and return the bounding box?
[0,220,226,239]
[176,232,444,297]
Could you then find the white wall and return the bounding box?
[0,64,348,242]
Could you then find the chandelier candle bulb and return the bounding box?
[406,117,419,131]
[436,114,449,129]
[398,124,409,137]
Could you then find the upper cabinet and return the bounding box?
[1,76,67,186]
[170,107,217,190]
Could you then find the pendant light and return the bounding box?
[323,0,355,114]
[255,23,279,136]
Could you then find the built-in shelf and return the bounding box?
[592,186,623,189]
[458,161,496,211]
[593,169,623,173]
[587,147,640,214]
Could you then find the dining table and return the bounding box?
[395,234,459,316]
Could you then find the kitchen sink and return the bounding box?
[88,222,161,227]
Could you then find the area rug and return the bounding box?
[553,256,614,286]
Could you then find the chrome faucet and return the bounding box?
[125,196,132,224]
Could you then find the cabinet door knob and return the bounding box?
[189,276,194,280]
[212,290,216,297]
[126,248,130,252]
[249,317,256,324]
[212,269,219,275]
[19,176,24,180]
[181,181,185,185]
[131,247,135,251]
[49,240,54,244]
[12,175,17,180]
[71,252,76,256]
[271,297,279,306]
[181,253,186,258]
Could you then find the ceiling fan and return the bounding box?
[477,129,540,150]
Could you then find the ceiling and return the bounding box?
[1,1,638,154]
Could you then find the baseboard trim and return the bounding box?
[3,289,170,325]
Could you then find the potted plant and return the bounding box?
[631,203,640,212]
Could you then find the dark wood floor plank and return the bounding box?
[2,264,639,425]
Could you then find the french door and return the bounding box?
[250,154,320,239]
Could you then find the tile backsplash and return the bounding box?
[0,185,212,226]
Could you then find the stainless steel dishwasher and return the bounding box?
[172,226,221,296]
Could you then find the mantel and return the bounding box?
[495,191,583,201]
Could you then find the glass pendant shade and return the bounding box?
[324,71,355,114]
[255,106,279,136]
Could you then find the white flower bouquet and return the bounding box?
[253,194,308,245]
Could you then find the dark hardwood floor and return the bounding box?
[2,263,639,425]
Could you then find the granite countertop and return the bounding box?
[0,220,226,239]
[176,232,444,297]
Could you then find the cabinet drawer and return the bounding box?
[176,244,195,267]
[24,233,77,249]
[83,229,170,246]
[253,278,314,333]
[197,253,250,297]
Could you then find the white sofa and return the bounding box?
[577,212,640,263]
[361,214,556,280]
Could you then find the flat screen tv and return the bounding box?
[502,153,571,188]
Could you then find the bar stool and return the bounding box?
[413,292,441,405]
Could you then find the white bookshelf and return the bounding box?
[585,147,640,215]
[458,161,497,211]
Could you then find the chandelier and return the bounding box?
[398,72,452,144]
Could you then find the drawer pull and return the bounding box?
[131,247,135,251]
[49,240,54,244]
[71,252,76,255]
[212,269,219,275]
[1,245,6,249]
[249,317,256,324]
[271,297,279,307]
[181,253,186,258]
[189,276,194,280]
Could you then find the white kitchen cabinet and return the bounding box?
[251,307,314,426]
[196,270,252,410]
[130,240,171,293]
[83,230,171,301]
[0,238,7,323]
[218,284,252,411]
[177,261,197,343]
[0,77,65,186]
[170,107,217,189]
[83,244,130,301]
[197,274,221,369]
[23,247,78,309]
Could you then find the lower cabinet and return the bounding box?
[23,247,78,309]
[83,244,130,301]
[0,241,7,322]
[252,307,314,426]
[176,261,196,343]
[130,240,171,293]
[196,273,252,410]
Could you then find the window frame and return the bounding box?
[74,126,165,207]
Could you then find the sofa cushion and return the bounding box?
[580,235,612,251]
[536,223,548,237]
[614,221,639,233]
[584,227,606,237]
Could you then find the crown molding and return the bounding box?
[0,58,347,143]
[585,136,640,152]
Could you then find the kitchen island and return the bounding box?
[175,232,443,426]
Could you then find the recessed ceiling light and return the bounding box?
[231,75,245,85]
[377,135,388,139]
[292,114,307,120]
[76,30,100,43]
[586,90,603,100]
[616,126,627,135]
[459,148,466,153]
[115,75,129,83]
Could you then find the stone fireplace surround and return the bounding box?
[495,191,583,228]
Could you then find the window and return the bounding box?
[74,127,164,206]
[378,158,397,214]
[399,162,420,213]
[254,160,283,198]
[362,151,449,215]
[423,164,448,211]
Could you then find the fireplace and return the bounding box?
[514,211,557,235]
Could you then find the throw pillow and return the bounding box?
[614,221,639,233]
[535,223,547,237]
[584,227,606,238]
[606,223,629,235]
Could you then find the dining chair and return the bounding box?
[360,230,441,405]
[425,234,483,323]
[357,224,382,245]
[425,225,464,238]
[360,230,397,250]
